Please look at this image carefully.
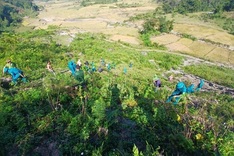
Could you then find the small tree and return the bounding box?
[141,16,174,34]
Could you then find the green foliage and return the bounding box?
[0,30,233,155]
[128,12,154,21]
[199,11,234,34]
[140,33,158,47]
[127,7,173,48]
[133,144,143,156]
[80,0,117,7]
[140,16,174,34]
[117,3,141,8]
[181,33,197,41]
[162,0,234,34]
[139,15,173,48]
[223,17,234,34]
[160,0,234,14]
[0,0,38,33]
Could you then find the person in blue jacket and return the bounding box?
[68,60,77,75]
[166,81,187,104]
[3,67,27,85]
[166,79,204,104]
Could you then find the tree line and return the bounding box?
[157,0,234,14]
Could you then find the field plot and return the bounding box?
[110,35,141,45]
[177,38,194,46]
[188,41,215,57]
[229,52,234,63]
[153,34,234,65]
[167,42,193,54]
[28,0,157,45]
[151,34,180,45]
[204,47,231,64]
[174,23,234,46]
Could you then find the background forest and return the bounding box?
[0,0,234,155]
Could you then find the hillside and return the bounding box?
[0,0,234,155]
[23,0,234,66]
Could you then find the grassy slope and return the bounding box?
[1,0,234,155]
[0,27,233,156]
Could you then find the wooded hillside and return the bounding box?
[0,0,233,155]
[0,0,38,32]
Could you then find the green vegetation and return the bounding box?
[159,0,234,34]
[200,12,234,35]
[140,16,174,34]
[116,3,141,8]
[80,0,117,7]
[0,0,38,33]
[128,8,174,47]
[0,29,233,155]
[184,64,234,88]
[180,33,197,41]
[140,15,173,47]
[159,0,234,14]
[0,0,233,155]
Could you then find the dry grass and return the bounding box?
[177,38,194,46]
[204,47,231,64]
[188,41,215,56]
[110,35,141,45]
[167,42,193,54]
[229,52,234,63]
[174,23,234,46]
[154,36,234,65]
[151,34,180,45]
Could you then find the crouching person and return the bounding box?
[3,67,27,85]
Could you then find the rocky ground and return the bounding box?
[167,56,234,98]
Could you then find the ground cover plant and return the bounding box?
[0,29,233,155]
